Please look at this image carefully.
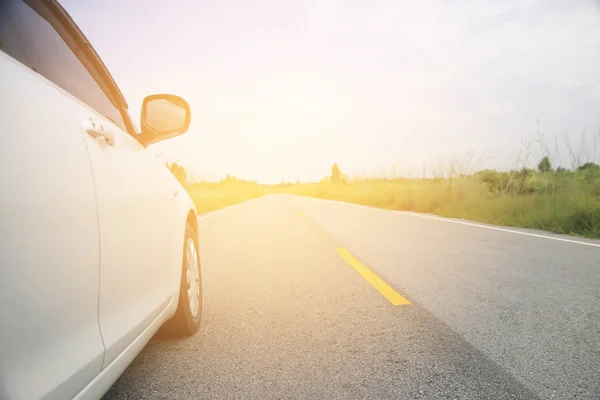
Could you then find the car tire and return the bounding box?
[162,222,202,337]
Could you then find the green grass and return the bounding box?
[269,169,600,238]
[185,180,265,214]
[168,151,600,238]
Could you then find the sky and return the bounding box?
[62,0,600,183]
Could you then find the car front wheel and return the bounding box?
[162,222,202,336]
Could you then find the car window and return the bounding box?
[0,3,30,68]
[0,0,126,131]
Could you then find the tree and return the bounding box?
[537,156,552,173]
[331,163,342,182]
[577,162,600,183]
[578,162,600,172]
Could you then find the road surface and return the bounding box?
[104,194,600,399]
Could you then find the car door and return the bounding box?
[29,1,185,367]
[84,114,184,367]
[0,1,105,399]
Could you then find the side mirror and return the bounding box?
[139,94,191,146]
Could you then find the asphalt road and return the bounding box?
[104,194,600,399]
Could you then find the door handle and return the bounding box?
[82,119,115,146]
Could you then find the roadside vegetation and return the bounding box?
[166,163,265,214]
[271,158,600,239]
[166,136,600,238]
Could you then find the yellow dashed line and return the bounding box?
[336,248,411,306]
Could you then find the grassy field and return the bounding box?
[168,158,600,238]
[269,163,600,238]
[166,163,266,214]
[184,178,265,214]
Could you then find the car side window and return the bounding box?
[0,0,127,131]
[0,2,30,68]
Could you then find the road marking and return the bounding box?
[321,198,600,249]
[336,248,411,306]
[395,212,600,248]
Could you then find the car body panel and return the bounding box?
[0,51,105,400]
[72,296,177,400]
[82,112,187,367]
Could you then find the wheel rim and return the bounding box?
[185,237,200,318]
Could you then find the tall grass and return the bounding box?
[269,130,600,238]
[167,129,600,237]
[271,169,600,238]
[184,178,265,214]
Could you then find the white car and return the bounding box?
[0,0,202,399]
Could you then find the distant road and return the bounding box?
[104,194,600,399]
